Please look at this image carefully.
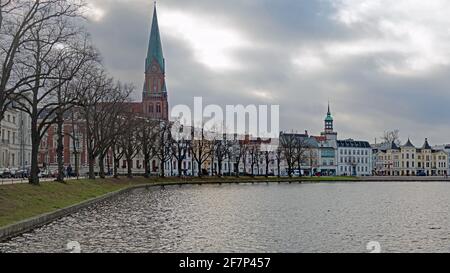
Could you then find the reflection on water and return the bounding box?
[1,182,450,253]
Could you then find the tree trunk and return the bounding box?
[88,154,95,179]
[178,159,182,177]
[29,108,40,185]
[277,158,281,178]
[113,157,119,178]
[197,160,202,177]
[218,161,222,177]
[29,128,40,185]
[127,158,133,178]
[144,154,150,178]
[99,154,105,179]
[160,159,165,178]
[56,112,65,182]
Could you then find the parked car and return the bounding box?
[14,169,28,178]
[417,171,427,177]
[0,168,12,178]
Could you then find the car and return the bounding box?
[14,169,28,178]
[0,168,12,178]
[417,172,427,177]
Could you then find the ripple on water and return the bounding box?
[1,182,450,253]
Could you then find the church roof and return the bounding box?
[146,5,165,73]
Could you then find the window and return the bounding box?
[149,104,154,113]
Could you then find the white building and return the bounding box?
[0,105,32,171]
[336,139,373,176]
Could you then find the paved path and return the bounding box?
[0,177,84,186]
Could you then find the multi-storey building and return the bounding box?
[336,139,372,176]
[432,144,450,176]
[375,139,448,176]
[0,104,32,171]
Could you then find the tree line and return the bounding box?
[0,1,318,185]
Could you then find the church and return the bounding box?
[127,5,170,120]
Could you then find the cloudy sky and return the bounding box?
[85,0,450,145]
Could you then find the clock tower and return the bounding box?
[142,4,169,120]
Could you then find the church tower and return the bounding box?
[142,4,169,120]
[321,103,337,140]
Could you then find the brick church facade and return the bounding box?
[38,5,169,172]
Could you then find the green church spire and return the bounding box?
[146,3,165,73]
[325,102,333,122]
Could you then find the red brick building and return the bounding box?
[38,5,169,173]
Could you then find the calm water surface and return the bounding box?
[1,182,450,253]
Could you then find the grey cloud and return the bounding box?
[86,0,450,144]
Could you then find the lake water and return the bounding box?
[1,182,450,253]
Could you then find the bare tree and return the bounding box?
[171,123,189,177]
[155,121,172,178]
[230,139,247,178]
[137,118,159,178]
[190,125,213,177]
[214,136,230,177]
[0,0,85,127]
[54,35,97,182]
[381,130,401,146]
[120,115,141,178]
[12,3,89,185]
[263,150,271,177]
[275,146,283,178]
[80,72,132,179]
[0,0,12,31]
[280,133,298,177]
[248,144,260,177]
[295,137,309,177]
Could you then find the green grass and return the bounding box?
[0,177,151,227]
[0,175,359,228]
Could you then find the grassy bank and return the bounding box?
[0,177,152,227]
[0,176,358,228]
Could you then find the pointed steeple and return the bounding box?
[146,3,165,73]
[325,102,333,122]
[403,138,415,148]
[422,138,432,150]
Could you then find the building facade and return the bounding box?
[375,139,448,176]
[336,139,372,176]
[0,105,32,172]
